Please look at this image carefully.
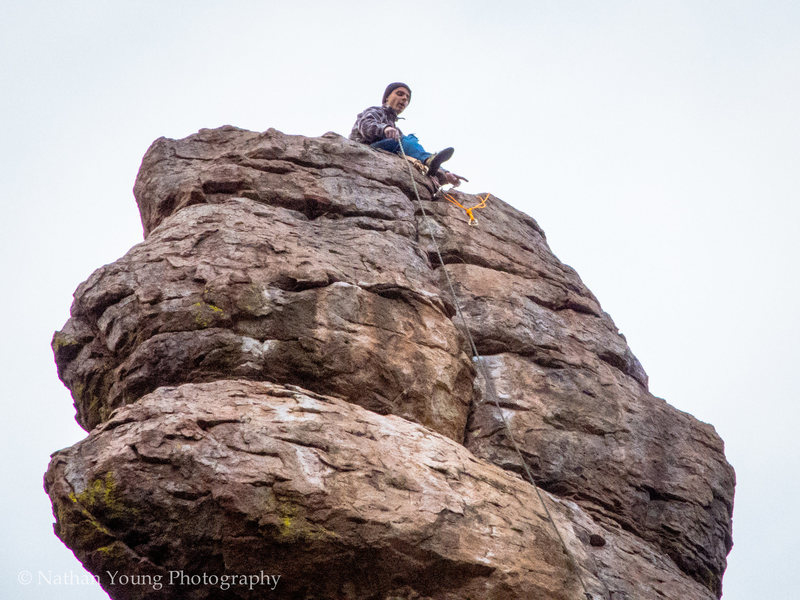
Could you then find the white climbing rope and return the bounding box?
[396,144,600,600]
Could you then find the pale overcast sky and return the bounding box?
[1,2,798,599]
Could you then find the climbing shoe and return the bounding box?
[424,147,454,177]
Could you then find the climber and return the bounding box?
[349,82,465,186]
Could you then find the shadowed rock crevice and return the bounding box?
[47,126,734,600]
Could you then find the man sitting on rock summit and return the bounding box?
[350,82,463,186]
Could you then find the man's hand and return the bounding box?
[440,171,464,186]
[384,126,400,140]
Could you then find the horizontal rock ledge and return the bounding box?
[53,199,474,441]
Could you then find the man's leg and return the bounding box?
[371,135,432,162]
[371,135,452,176]
[371,138,401,153]
[398,134,432,162]
[407,134,454,177]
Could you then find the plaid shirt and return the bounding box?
[349,105,403,144]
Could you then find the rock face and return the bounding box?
[48,126,735,599]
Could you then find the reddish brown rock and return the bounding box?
[45,380,717,600]
[48,126,734,598]
[427,260,733,593]
[53,198,473,441]
[133,126,438,237]
[466,353,734,596]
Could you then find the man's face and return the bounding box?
[385,87,410,113]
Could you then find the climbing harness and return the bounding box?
[397,145,605,600]
[443,192,490,226]
[404,154,427,174]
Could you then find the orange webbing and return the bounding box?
[444,193,490,226]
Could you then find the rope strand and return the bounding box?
[397,146,600,600]
[444,192,489,226]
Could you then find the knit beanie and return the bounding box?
[382,82,411,104]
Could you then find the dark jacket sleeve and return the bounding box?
[349,107,396,144]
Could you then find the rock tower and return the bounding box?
[46,127,735,599]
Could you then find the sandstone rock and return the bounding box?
[53,198,473,441]
[133,126,438,237]
[466,353,734,596]
[435,262,646,384]
[45,380,717,600]
[48,126,735,598]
